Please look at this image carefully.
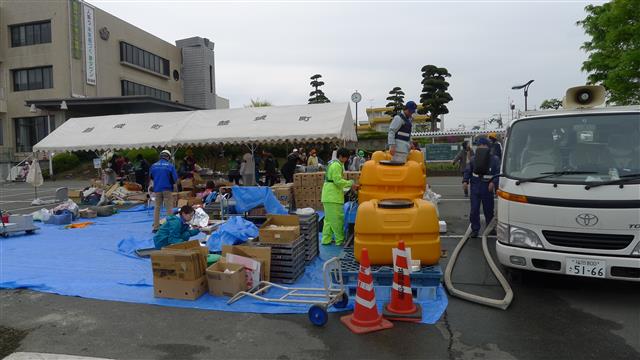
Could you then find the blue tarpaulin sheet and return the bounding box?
[231,186,287,214]
[0,205,447,324]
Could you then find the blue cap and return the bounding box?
[405,101,418,112]
[476,137,490,146]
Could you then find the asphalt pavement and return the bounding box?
[1,177,639,359]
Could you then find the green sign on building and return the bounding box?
[70,0,82,59]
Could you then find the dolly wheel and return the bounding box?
[308,305,328,326]
[334,293,349,309]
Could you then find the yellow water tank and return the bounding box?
[358,150,426,204]
[354,198,440,265]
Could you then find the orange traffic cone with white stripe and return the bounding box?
[383,240,422,322]
[340,248,394,334]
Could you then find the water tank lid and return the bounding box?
[378,199,414,209]
[379,160,404,166]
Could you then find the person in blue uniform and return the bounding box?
[463,137,500,237]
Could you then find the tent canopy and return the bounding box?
[33,102,357,152]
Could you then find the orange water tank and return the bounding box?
[358,150,426,204]
[354,199,440,265]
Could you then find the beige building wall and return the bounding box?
[0,0,185,160]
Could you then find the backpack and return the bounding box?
[474,147,491,176]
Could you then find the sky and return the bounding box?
[91,0,603,130]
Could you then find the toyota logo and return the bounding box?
[576,213,599,227]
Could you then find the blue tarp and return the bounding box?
[231,186,287,214]
[0,205,447,324]
[207,216,258,252]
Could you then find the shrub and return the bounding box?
[52,152,80,173]
[124,149,159,164]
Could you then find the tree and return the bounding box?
[308,74,331,104]
[540,98,563,110]
[246,98,272,107]
[384,87,405,117]
[418,65,453,131]
[577,0,640,105]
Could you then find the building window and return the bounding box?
[119,41,170,77]
[121,80,171,101]
[10,20,52,47]
[12,66,53,91]
[209,65,213,93]
[14,116,55,152]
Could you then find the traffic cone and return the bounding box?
[383,241,422,322]
[340,248,394,334]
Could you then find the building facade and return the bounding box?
[0,0,227,177]
[359,106,432,134]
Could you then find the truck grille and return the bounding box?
[542,231,634,250]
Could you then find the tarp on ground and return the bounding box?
[32,103,357,152]
[0,205,447,324]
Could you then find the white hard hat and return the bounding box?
[293,148,298,152]
[160,150,171,158]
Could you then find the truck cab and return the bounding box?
[495,86,640,281]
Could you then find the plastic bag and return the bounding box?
[190,208,210,228]
[423,184,442,216]
[207,216,258,252]
[31,208,52,222]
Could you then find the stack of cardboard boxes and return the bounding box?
[151,240,209,300]
[151,241,273,301]
[292,171,361,210]
[292,172,325,210]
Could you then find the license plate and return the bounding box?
[565,258,606,278]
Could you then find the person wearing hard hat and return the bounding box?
[348,149,366,171]
[150,150,179,232]
[321,148,360,246]
[463,137,501,237]
[388,101,417,163]
[488,132,503,160]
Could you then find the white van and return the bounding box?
[495,86,640,281]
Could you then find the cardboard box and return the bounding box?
[152,241,208,281]
[259,215,300,244]
[271,183,293,205]
[181,178,194,190]
[164,240,209,258]
[176,196,202,208]
[178,191,193,199]
[206,262,247,297]
[293,173,305,188]
[153,276,207,300]
[222,245,271,282]
[303,187,317,201]
[225,253,261,289]
[314,172,326,187]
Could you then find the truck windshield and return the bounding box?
[504,113,640,184]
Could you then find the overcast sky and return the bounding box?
[92,0,603,129]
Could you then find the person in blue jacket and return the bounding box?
[150,150,179,232]
[153,205,203,249]
[463,137,501,237]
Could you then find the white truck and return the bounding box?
[495,86,640,281]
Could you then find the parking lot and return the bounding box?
[1,177,639,359]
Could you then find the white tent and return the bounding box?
[33,102,357,152]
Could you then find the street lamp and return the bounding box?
[511,79,534,111]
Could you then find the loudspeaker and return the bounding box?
[563,85,606,109]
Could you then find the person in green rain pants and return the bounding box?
[321,148,359,246]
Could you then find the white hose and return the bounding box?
[444,217,514,310]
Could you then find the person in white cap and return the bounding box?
[149,150,179,232]
[281,148,300,183]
